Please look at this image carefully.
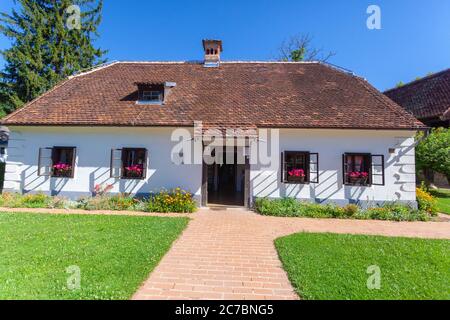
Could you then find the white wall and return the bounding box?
[4,126,202,199]
[4,126,417,206]
[251,129,417,205]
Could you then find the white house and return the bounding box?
[1,40,425,208]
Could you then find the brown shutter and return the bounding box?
[70,147,77,178]
[342,154,347,185]
[38,147,53,177]
[143,149,148,179]
[371,154,385,186]
[309,153,319,184]
[110,149,123,178]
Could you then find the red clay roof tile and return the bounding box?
[2,61,425,130]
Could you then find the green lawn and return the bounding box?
[0,212,189,300]
[430,189,450,215]
[275,233,450,300]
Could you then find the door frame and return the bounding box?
[201,145,250,208]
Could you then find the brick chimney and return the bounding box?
[202,39,223,67]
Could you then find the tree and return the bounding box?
[416,128,450,185]
[278,33,335,62]
[0,0,106,114]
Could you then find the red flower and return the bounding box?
[125,164,144,176]
[288,168,305,177]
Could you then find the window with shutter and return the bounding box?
[118,148,148,180]
[343,153,373,186]
[38,147,76,178]
[281,151,317,184]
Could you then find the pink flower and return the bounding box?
[288,169,305,177]
[347,172,368,179]
[125,164,144,176]
[53,163,72,172]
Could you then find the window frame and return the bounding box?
[342,152,372,186]
[281,151,316,185]
[38,146,76,178]
[110,148,148,180]
[141,90,163,103]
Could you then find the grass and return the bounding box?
[275,233,450,300]
[429,189,450,215]
[0,212,189,300]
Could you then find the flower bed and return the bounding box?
[255,188,439,222]
[0,188,197,213]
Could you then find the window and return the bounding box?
[38,147,76,178]
[343,153,385,186]
[110,148,148,179]
[136,83,164,104]
[281,151,319,184]
[141,91,163,103]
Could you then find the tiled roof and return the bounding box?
[2,61,424,130]
[384,69,450,121]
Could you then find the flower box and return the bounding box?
[52,163,73,178]
[287,168,306,183]
[347,172,369,185]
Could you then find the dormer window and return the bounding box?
[142,90,163,103]
[136,83,164,105]
[135,82,176,105]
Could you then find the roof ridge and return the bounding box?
[384,68,450,93]
[114,60,323,64]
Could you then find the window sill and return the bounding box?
[136,101,163,105]
[283,181,310,185]
[344,183,372,187]
[120,177,146,180]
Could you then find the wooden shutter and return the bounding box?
[110,149,123,178]
[142,149,149,179]
[371,154,385,186]
[70,147,77,178]
[342,154,347,185]
[38,147,53,177]
[309,153,319,184]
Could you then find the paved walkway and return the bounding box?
[132,209,450,300]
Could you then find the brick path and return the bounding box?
[132,209,450,300]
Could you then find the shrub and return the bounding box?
[342,204,360,218]
[255,197,432,222]
[416,187,438,216]
[0,192,53,208]
[146,188,197,213]
[107,195,139,211]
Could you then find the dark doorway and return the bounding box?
[205,148,247,207]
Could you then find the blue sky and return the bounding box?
[0,0,449,90]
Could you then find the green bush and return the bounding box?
[0,192,52,208]
[76,194,139,211]
[416,186,438,216]
[255,197,432,222]
[0,187,197,213]
[146,188,197,213]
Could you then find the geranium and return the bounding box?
[52,163,72,175]
[347,172,369,179]
[288,168,305,177]
[125,164,144,177]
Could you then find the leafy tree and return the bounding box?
[416,128,450,185]
[278,33,335,62]
[0,0,106,115]
[395,81,404,88]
